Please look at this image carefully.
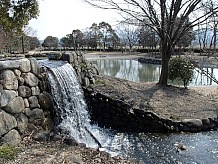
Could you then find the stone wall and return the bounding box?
[84,87,218,133]
[0,58,54,146]
[48,51,98,87]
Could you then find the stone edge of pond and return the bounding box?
[84,87,218,133]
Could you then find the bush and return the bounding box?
[168,57,195,88]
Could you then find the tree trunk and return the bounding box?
[103,41,106,51]
[214,23,217,51]
[158,43,172,85]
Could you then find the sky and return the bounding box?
[28,0,120,40]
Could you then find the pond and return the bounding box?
[90,59,218,86]
[98,130,218,163]
[88,58,218,163]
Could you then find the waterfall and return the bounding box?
[40,60,102,148]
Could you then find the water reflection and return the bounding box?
[91,59,218,86]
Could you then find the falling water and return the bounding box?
[40,60,104,148]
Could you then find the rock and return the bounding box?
[0,60,19,70]
[32,131,50,141]
[77,74,82,84]
[0,90,17,107]
[3,96,25,114]
[0,84,3,91]
[50,134,62,142]
[29,108,45,126]
[16,113,28,134]
[182,119,203,128]
[38,92,53,110]
[0,110,17,136]
[91,64,99,75]
[44,117,54,131]
[64,154,83,164]
[24,108,31,117]
[24,98,30,108]
[1,129,22,146]
[166,119,174,126]
[90,77,95,84]
[47,52,62,60]
[17,76,25,85]
[18,86,32,98]
[28,96,40,109]
[28,58,39,75]
[23,72,39,87]
[0,70,18,90]
[27,123,39,131]
[18,58,31,72]
[14,69,21,76]
[64,137,78,146]
[62,52,74,63]
[150,120,164,131]
[31,86,40,96]
[202,118,210,125]
[83,77,90,87]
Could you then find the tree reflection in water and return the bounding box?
[91,59,218,86]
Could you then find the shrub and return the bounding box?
[168,57,195,88]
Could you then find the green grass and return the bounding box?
[0,145,18,160]
[95,79,106,85]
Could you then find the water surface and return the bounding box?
[91,59,218,86]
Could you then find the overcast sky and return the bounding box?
[28,0,120,40]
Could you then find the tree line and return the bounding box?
[42,21,196,52]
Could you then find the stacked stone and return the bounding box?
[0,58,54,146]
[84,88,218,133]
[61,51,99,87]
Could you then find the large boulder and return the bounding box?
[3,96,25,114]
[29,108,45,126]
[0,90,17,107]
[28,58,39,75]
[18,86,32,98]
[0,70,18,90]
[1,129,22,146]
[0,110,17,136]
[16,113,28,134]
[28,96,40,109]
[0,60,19,70]
[23,72,39,87]
[18,58,31,73]
[38,92,54,110]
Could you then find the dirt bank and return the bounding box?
[94,75,218,120]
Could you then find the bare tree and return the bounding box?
[116,23,139,52]
[84,0,218,85]
[138,25,160,54]
[203,0,218,52]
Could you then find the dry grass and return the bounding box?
[94,75,218,120]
